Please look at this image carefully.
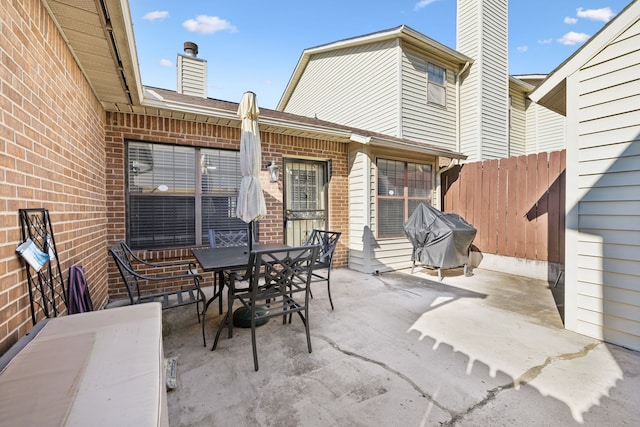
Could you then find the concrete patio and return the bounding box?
[161,267,639,426]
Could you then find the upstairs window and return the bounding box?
[377,159,433,238]
[126,141,245,249]
[427,63,446,107]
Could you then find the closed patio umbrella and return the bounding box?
[237,91,267,249]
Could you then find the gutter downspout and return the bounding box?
[435,158,458,210]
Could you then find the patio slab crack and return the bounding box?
[375,275,422,297]
[442,342,601,425]
[317,335,454,417]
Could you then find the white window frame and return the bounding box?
[376,158,434,238]
[427,62,447,107]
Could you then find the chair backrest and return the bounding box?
[248,245,321,298]
[305,229,341,268]
[208,227,250,248]
[108,241,140,304]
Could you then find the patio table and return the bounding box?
[192,244,288,340]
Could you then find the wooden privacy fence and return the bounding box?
[442,150,566,264]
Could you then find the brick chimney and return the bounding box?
[177,42,207,98]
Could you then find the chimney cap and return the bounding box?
[183,42,198,57]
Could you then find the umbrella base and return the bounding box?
[232,307,269,328]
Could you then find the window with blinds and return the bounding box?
[427,62,446,107]
[127,141,245,249]
[377,159,433,238]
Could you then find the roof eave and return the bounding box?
[369,136,467,160]
[509,76,536,93]
[106,0,144,105]
[529,0,640,116]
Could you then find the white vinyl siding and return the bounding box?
[176,55,207,98]
[479,0,509,160]
[348,145,368,272]
[526,102,566,154]
[459,63,480,159]
[401,46,458,151]
[457,0,509,161]
[457,0,480,160]
[509,88,526,156]
[568,17,640,351]
[284,40,399,136]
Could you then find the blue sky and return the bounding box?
[129,0,631,109]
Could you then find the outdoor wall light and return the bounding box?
[266,161,279,183]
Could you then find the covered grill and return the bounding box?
[404,203,477,279]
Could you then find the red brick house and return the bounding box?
[0,0,462,353]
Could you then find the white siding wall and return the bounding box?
[457,0,509,161]
[176,55,207,98]
[566,18,640,351]
[525,102,566,154]
[401,48,457,151]
[457,0,480,160]
[348,145,368,272]
[400,46,458,151]
[284,40,400,136]
[479,0,509,159]
[509,87,527,156]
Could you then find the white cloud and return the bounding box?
[557,31,590,45]
[516,46,528,53]
[538,38,553,45]
[182,15,237,34]
[414,0,440,11]
[142,11,169,21]
[159,59,172,67]
[576,7,615,22]
[564,16,578,24]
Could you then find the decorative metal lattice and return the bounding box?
[18,209,67,325]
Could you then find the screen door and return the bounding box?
[284,159,328,246]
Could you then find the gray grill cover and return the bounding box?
[404,203,477,269]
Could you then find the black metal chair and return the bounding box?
[212,244,320,371]
[109,240,207,343]
[208,227,250,248]
[207,227,251,316]
[305,229,342,310]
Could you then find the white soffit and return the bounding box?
[43,0,142,110]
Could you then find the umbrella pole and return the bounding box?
[249,221,253,251]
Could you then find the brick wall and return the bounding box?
[105,112,349,300]
[0,0,108,354]
[0,0,350,355]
